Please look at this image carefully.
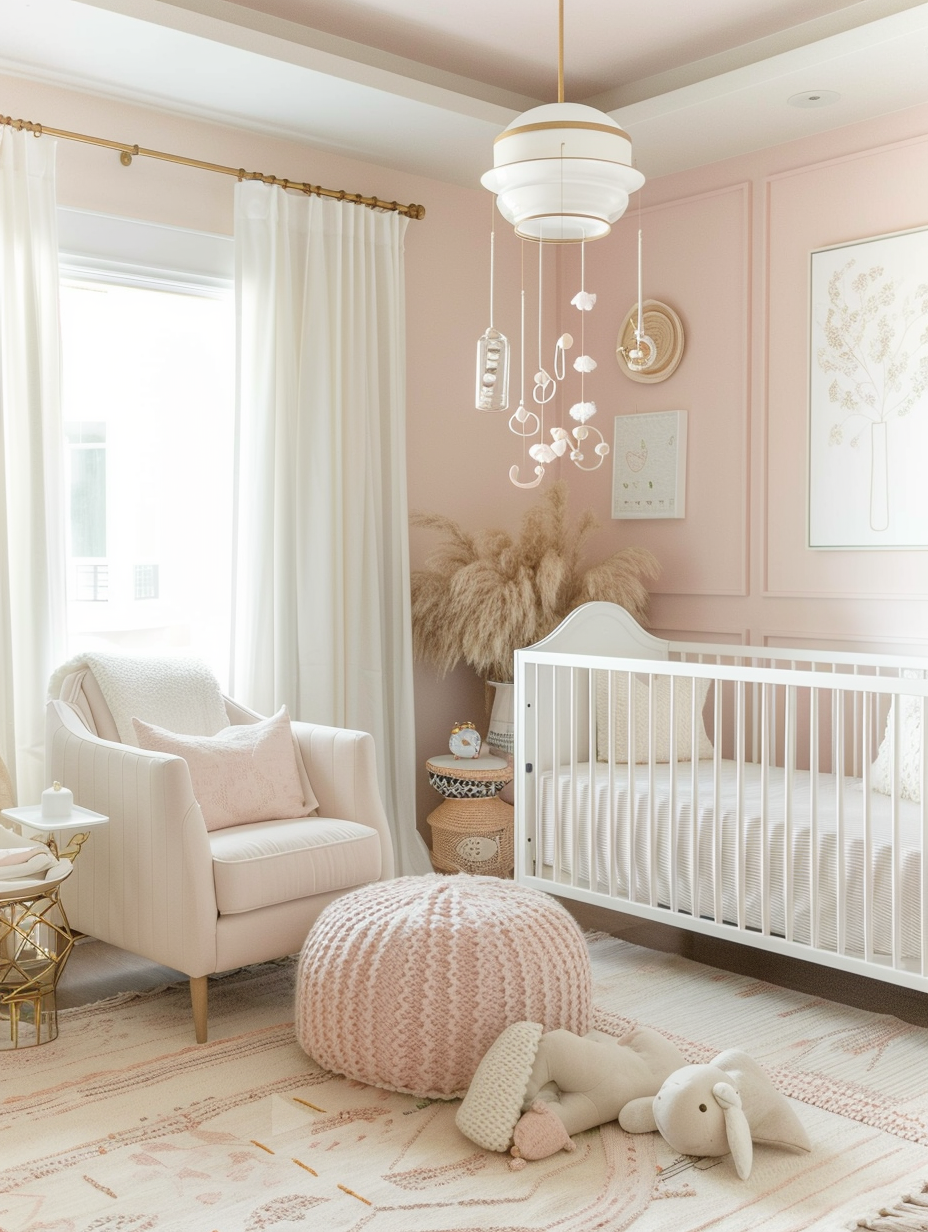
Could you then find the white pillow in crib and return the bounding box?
[872,686,925,802]
[595,672,714,764]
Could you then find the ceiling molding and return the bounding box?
[78,0,539,119]
[586,0,928,110]
[4,0,928,187]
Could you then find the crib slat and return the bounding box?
[921,693,928,978]
[551,667,563,888]
[606,670,618,901]
[690,668,700,923]
[834,685,846,956]
[569,668,580,891]
[668,672,678,916]
[861,690,873,965]
[627,670,638,905]
[647,674,659,911]
[759,682,770,937]
[735,679,746,932]
[784,685,796,945]
[809,688,820,952]
[713,673,724,927]
[892,692,902,971]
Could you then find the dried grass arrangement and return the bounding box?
[410,481,659,683]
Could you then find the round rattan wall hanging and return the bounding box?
[616,299,685,383]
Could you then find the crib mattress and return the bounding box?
[535,760,927,961]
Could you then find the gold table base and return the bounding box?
[0,882,75,1049]
[0,887,73,1049]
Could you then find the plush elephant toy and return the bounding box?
[619,1049,811,1179]
[456,1023,810,1179]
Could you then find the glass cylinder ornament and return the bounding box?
[476,327,510,411]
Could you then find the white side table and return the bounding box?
[3,804,109,862]
[0,805,108,1047]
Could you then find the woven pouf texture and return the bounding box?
[295,874,592,1099]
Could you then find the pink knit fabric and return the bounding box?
[295,874,592,1099]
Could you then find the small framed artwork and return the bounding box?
[612,410,687,519]
[809,225,928,548]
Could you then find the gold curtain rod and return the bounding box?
[0,114,426,221]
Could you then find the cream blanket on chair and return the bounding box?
[48,652,230,746]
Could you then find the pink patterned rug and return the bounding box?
[3,936,928,1231]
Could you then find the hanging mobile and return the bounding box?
[619,228,657,372]
[509,287,540,441]
[476,220,510,410]
[532,245,556,406]
[510,244,545,488]
[567,242,609,470]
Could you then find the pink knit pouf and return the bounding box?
[295,874,592,1099]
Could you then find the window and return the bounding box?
[66,422,107,558]
[74,563,109,602]
[59,212,235,686]
[133,564,159,601]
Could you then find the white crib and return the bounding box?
[514,602,928,994]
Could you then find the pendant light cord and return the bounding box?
[580,241,586,401]
[558,0,565,103]
[520,243,526,408]
[537,243,544,372]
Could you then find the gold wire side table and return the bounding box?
[426,754,514,878]
[0,804,108,1048]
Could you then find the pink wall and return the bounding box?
[5,72,928,841]
[411,99,928,833]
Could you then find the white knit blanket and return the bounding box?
[49,652,229,746]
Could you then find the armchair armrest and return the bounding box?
[291,721,396,880]
[46,698,219,975]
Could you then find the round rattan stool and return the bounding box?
[426,754,513,877]
[295,874,592,1098]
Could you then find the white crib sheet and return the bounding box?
[536,760,927,961]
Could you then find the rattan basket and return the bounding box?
[427,795,514,877]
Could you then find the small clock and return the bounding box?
[449,721,482,759]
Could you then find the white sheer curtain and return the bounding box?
[0,129,67,803]
[232,182,430,876]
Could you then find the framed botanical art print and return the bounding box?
[809,225,928,548]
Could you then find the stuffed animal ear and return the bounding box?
[712,1050,811,1155]
[618,1096,658,1134]
[713,1081,753,1181]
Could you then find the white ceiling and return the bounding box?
[4,0,928,187]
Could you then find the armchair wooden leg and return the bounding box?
[190,976,208,1044]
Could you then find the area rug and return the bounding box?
[3,935,928,1231]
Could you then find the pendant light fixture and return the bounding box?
[479,0,646,487]
[481,0,644,243]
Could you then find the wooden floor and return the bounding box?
[560,897,928,1029]
[57,936,186,1010]
[55,901,928,1029]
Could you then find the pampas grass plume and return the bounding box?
[411,482,659,682]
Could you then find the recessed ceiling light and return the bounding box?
[788,90,841,108]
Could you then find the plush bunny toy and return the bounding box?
[619,1049,811,1180]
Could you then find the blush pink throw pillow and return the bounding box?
[132,706,318,831]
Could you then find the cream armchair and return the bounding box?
[47,665,395,1042]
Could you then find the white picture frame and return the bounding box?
[612,410,687,519]
[809,226,928,549]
